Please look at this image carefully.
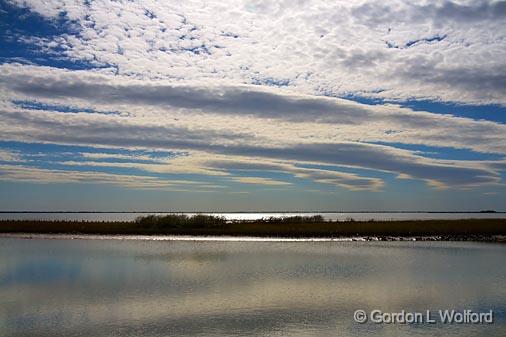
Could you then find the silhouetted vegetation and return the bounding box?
[0,215,505,240]
[136,214,227,229]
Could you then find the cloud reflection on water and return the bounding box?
[0,239,504,337]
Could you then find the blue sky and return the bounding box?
[0,0,505,211]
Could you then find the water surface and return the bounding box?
[0,238,504,337]
[1,212,505,221]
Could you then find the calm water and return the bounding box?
[1,212,505,221]
[0,238,504,337]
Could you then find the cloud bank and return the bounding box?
[0,0,505,201]
[5,0,506,104]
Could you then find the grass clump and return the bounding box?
[135,214,227,229]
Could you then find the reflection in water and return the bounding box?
[0,238,504,337]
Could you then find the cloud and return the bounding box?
[205,157,385,191]
[0,64,370,124]
[0,1,505,195]
[0,164,205,190]
[351,1,506,26]
[0,149,22,162]
[0,63,504,190]
[2,64,506,154]
[216,143,501,189]
[3,0,506,105]
[230,177,291,186]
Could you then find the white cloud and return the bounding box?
[0,164,208,190]
[7,0,506,104]
[0,63,505,190]
[0,149,22,162]
[230,177,291,186]
[1,64,506,154]
[1,1,505,193]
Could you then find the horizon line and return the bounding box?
[1,210,503,214]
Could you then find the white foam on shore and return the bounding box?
[0,233,360,242]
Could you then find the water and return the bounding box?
[0,237,504,337]
[1,212,505,222]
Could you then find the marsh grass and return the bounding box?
[0,214,505,238]
[136,214,227,229]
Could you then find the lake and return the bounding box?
[1,212,505,222]
[0,237,504,336]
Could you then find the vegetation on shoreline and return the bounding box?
[0,215,505,239]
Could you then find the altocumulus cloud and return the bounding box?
[3,0,505,104]
[0,0,505,196]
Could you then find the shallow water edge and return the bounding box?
[1,233,505,243]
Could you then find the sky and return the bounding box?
[0,0,505,211]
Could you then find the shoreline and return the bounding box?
[1,232,505,242]
[1,217,505,242]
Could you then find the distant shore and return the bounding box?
[1,215,505,242]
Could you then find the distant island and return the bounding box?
[1,215,505,242]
